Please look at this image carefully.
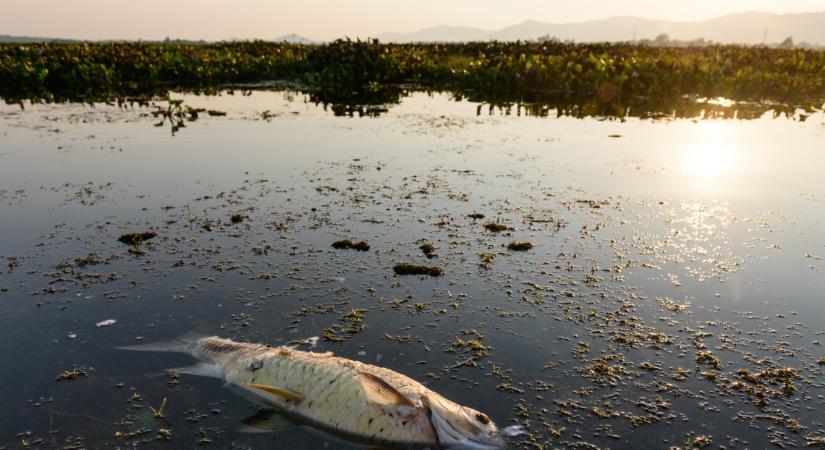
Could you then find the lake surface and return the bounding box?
[1,91,824,449]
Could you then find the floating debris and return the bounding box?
[419,243,437,258]
[696,351,721,369]
[117,231,157,245]
[483,222,509,232]
[393,263,442,277]
[331,240,370,251]
[808,436,825,447]
[74,253,102,267]
[576,199,608,208]
[693,435,713,448]
[156,428,172,441]
[323,309,366,342]
[479,253,496,268]
[230,214,246,224]
[95,319,118,328]
[506,241,534,251]
[56,367,88,381]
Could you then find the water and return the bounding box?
[1,91,824,449]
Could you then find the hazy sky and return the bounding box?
[2,0,824,41]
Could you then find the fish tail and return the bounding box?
[116,331,207,356]
[117,333,225,380]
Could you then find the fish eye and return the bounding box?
[475,413,491,425]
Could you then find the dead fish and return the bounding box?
[120,335,504,449]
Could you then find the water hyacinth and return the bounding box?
[2,40,824,111]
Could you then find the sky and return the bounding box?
[2,0,825,41]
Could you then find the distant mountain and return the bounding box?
[273,34,316,44]
[378,11,825,45]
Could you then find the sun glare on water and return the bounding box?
[681,121,741,189]
[687,141,735,178]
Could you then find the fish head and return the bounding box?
[424,393,504,450]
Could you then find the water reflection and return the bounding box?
[4,85,821,122]
[307,85,404,117]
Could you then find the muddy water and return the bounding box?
[1,92,824,449]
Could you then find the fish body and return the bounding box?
[124,336,504,450]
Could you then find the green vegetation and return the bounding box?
[2,39,824,115]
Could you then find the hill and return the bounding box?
[379,11,825,46]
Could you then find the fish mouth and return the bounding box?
[427,398,504,450]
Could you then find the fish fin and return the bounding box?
[176,331,208,344]
[238,409,296,434]
[115,332,207,354]
[357,372,416,409]
[244,383,304,403]
[167,362,222,379]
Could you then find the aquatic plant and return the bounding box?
[419,243,437,258]
[393,263,442,276]
[331,239,370,251]
[507,241,534,251]
[483,222,509,232]
[117,231,158,245]
[2,40,824,114]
